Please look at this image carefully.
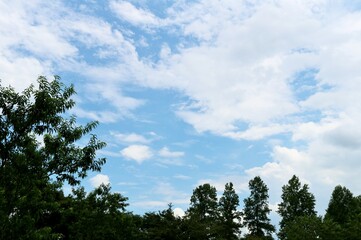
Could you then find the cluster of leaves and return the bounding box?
[1,77,360,239]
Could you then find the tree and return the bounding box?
[277,175,316,240]
[319,217,343,240]
[67,184,129,240]
[243,176,275,239]
[325,185,354,225]
[344,207,361,240]
[347,195,361,238]
[185,183,218,239]
[0,76,106,239]
[142,203,183,240]
[218,182,242,240]
[325,186,361,239]
[281,215,322,240]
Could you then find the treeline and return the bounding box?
[0,77,360,239]
[48,176,356,240]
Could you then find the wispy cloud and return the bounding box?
[173,174,191,180]
[158,147,185,158]
[110,1,161,27]
[111,132,151,144]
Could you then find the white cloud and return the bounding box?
[0,1,77,60]
[79,82,144,119]
[246,146,311,184]
[131,3,361,211]
[246,116,361,214]
[0,1,141,111]
[5,0,361,144]
[156,158,184,167]
[224,124,292,141]
[110,1,160,26]
[130,182,190,211]
[173,174,191,180]
[166,0,252,42]
[97,150,123,158]
[111,132,150,144]
[0,2,54,90]
[173,207,185,218]
[89,174,110,188]
[71,107,121,123]
[120,145,153,163]
[158,147,184,158]
[0,57,49,91]
[133,1,323,138]
[0,1,78,89]
[196,175,249,194]
[152,182,190,205]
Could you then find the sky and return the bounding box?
[1,0,361,224]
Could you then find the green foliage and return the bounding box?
[344,210,361,240]
[66,184,129,240]
[218,182,242,240]
[281,215,322,240]
[243,176,275,239]
[319,218,343,240]
[324,186,361,239]
[141,204,183,240]
[0,76,106,239]
[188,183,218,219]
[325,185,354,225]
[185,183,219,239]
[277,175,316,240]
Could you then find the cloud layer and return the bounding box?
[2,0,361,217]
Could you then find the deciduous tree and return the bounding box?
[67,184,129,240]
[0,76,106,239]
[142,203,183,240]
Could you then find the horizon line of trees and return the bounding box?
[168,175,361,240]
[1,76,360,239]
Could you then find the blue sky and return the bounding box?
[1,0,361,223]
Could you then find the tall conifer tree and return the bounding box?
[277,175,316,240]
[243,176,275,239]
[218,182,242,239]
[185,183,218,239]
